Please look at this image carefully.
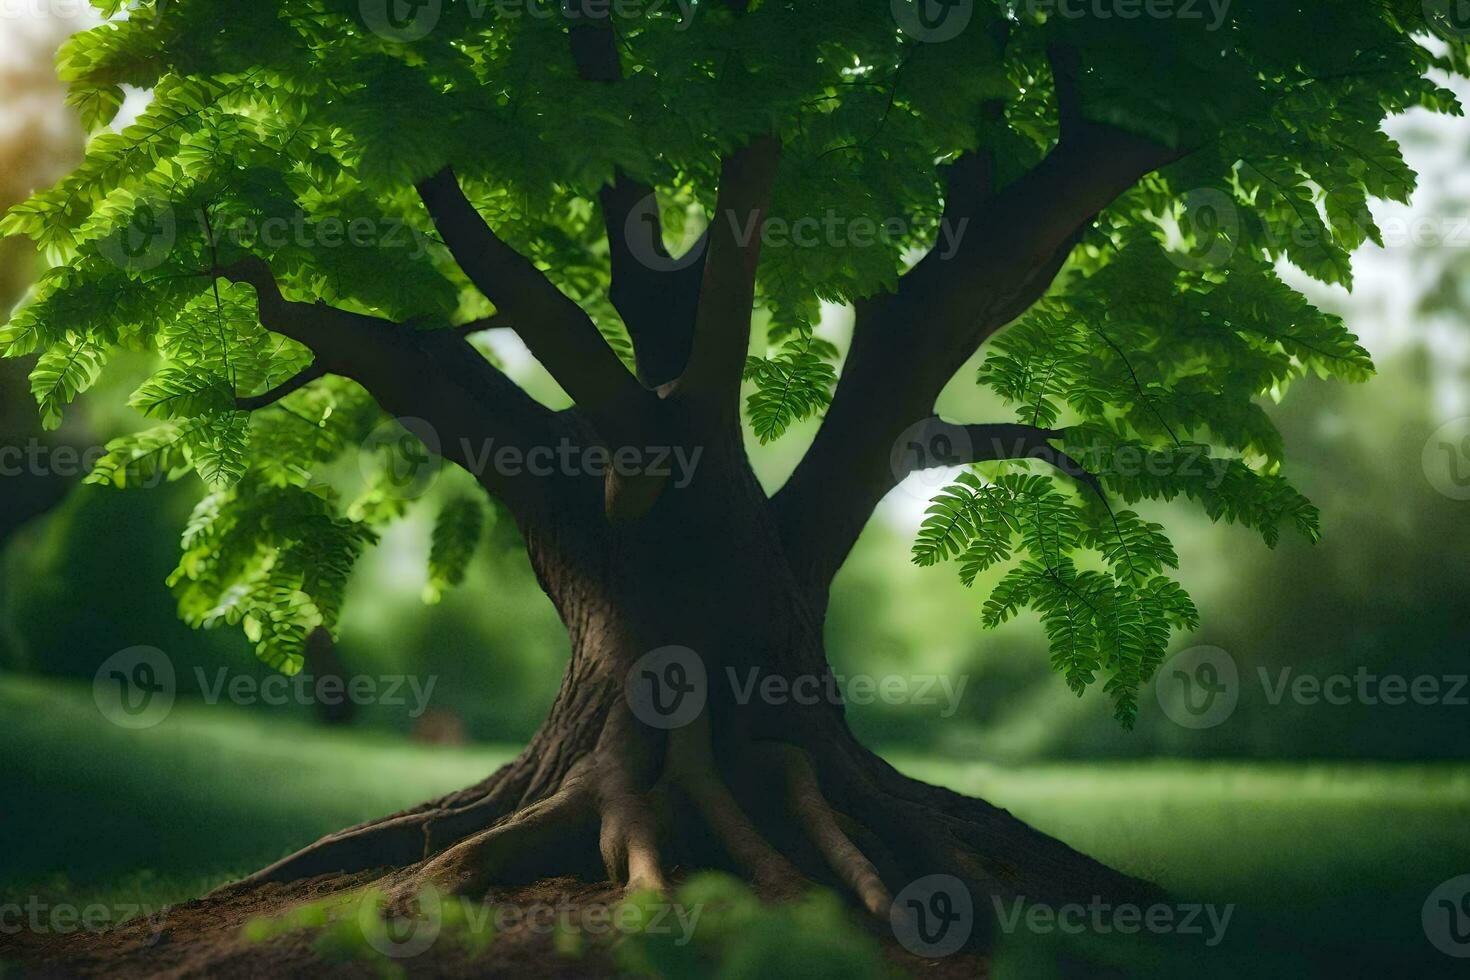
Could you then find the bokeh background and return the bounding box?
[2,7,1468,977]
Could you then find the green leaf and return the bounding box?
[743,339,837,443]
[30,335,108,430]
[424,497,487,604]
[129,367,234,419]
[186,412,250,490]
[86,423,193,489]
[66,83,126,131]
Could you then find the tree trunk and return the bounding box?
[223,425,1156,953]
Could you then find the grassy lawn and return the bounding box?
[3,674,1467,976]
[892,753,1470,976]
[0,674,520,906]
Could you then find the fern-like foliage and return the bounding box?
[914,471,1196,725]
[169,482,377,673]
[937,202,1380,721]
[30,335,109,430]
[743,336,839,443]
[85,422,195,489]
[424,497,487,605]
[0,0,1460,707]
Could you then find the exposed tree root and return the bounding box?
[208,698,1157,966]
[774,743,893,918]
[665,717,805,898]
[405,780,599,902]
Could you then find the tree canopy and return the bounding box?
[3,0,1465,724]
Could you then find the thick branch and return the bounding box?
[897,418,1105,501]
[1047,44,1088,140]
[775,66,1186,601]
[455,314,509,337]
[938,149,994,229]
[568,19,705,389]
[217,257,564,519]
[904,129,1183,365]
[676,134,782,419]
[600,173,706,388]
[416,167,659,446]
[567,19,620,82]
[215,256,372,367]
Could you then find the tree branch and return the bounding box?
[1047,44,1087,140]
[455,314,509,337]
[774,49,1188,604]
[568,18,620,82]
[215,256,387,372]
[676,134,782,419]
[415,167,659,446]
[896,419,1105,502]
[568,18,706,389]
[215,257,565,519]
[235,362,325,411]
[600,173,707,388]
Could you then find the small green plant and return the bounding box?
[617,874,897,980]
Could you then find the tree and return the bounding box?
[4,0,1464,934]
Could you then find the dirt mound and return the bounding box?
[0,874,988,979]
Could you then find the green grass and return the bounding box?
[0,674,518,908]
[892,753,1470,904]
[890,753,1470,976]
[3,674,1468,976]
